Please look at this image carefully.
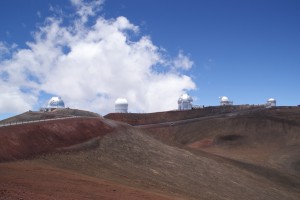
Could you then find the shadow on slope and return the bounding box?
[145,107,300,177]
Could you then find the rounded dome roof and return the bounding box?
[48,97,65,108]
[220,96,229,102]
[268,98,276,102]
[178,93,193,102]
[115,98,128,105]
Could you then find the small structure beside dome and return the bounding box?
[266,98,276,107]
[178,93,193,110]
[219,96,233,106]
[115,98,128,113]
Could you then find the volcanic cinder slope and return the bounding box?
[0,107,300,200]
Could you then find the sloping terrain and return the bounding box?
[142,107,300,177]
[0,107,300,199]
[0,161,176,200]
[0,117,114,161]
[34,126,300,200]
[105,105,263,125]
[0,108,101,124]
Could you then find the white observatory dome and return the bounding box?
[115,98,128,113]
[221,96,229,102]
[268,98,276,102]
[220,96,233,106]
[266,98,276,107]
[47,97,65,108]
[178,93,193,110]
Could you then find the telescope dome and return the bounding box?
[268,98,276,102]
[115,98,128,113]
[220,96,233,106]
[178,93,193,110]
[47,97,65,108]
[266,98,276,107]
[221,96,229,102]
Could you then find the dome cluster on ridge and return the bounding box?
[39,93,278,114]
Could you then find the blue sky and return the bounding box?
[103,0,300,105]
[0,0,299,119]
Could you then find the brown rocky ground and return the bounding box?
[0,107,300,199]
[105,105,262,125]
[0,109,101,124]
[0,161,177,200]
[0,117,114,161]
[143,107,300,177]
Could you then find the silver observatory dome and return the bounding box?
[47,97,65,108]
[178,93,193,110]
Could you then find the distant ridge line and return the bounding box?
[0,116,100,128]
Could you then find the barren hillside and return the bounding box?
[105,105,263,125]
[0,108,101,124]
[0,117,114,161]
[1,106,300,199]
[142,107,300,177]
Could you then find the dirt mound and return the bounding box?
[145,106,300,176]
[19,126,299,200]
[1,106,300,199]
[105,105,263,125]
[51,108,101,117]
[0,108,101,124]
[0,117,115,161]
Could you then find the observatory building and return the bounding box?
[115,98,128,113]
[266,98,276,107]
[40,96,65,112]
[178,93,193,110]
[47,96,65,111]
[219,96,233,106]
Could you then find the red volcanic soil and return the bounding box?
[1,107,300,199]
[0,117,114,161]
[0,161,177,200]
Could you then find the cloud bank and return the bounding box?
[0,0,196,115]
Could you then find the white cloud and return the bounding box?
[0,42,9,58]
[0,80,37,113]
[0,42,17,59]
[173,51,194,70]
[70,0,103,23]
[0,0,196,115]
